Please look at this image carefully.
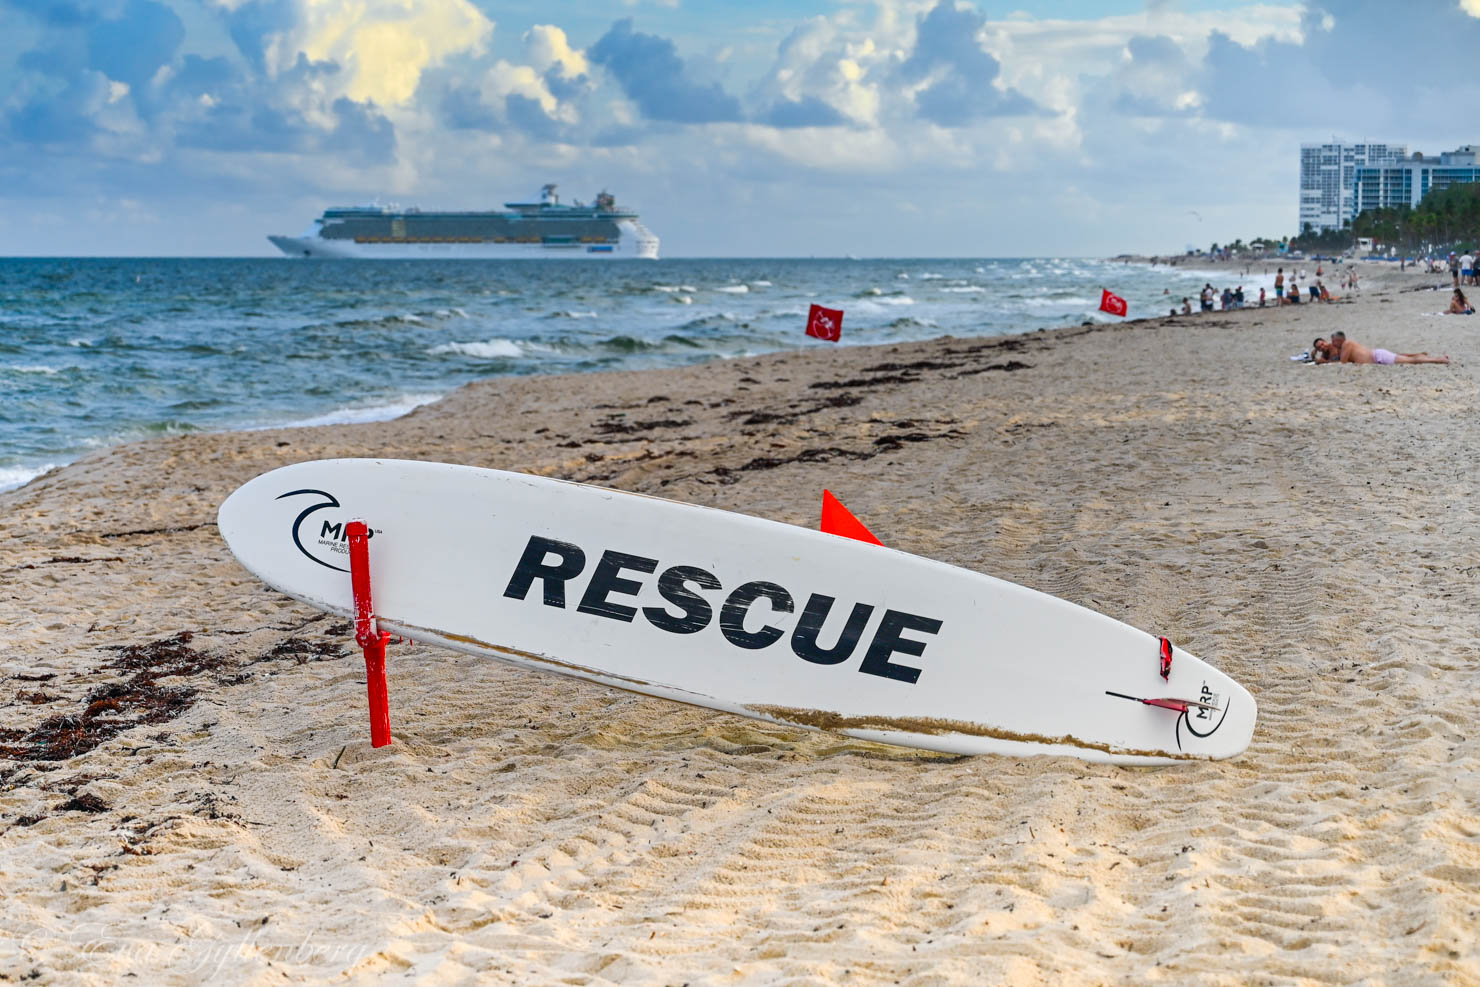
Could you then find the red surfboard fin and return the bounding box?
[1105,690,1221,713]
[821,490,883,545]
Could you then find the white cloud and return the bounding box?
[752,17,890,126]
[287,0,494,106]
[484,60,564,117]
[986,5,1303,106]
[524,25,588,78]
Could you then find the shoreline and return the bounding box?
[0,254,1346,497]
[3,260,1477,982]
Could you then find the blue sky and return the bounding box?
[2,0,1478,256]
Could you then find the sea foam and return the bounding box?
[0,463,58,493]
[429,339,525,359]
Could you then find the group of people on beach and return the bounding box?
[1170,263,1362,318]
[1448,251,1476,288]
[1273,266,1346,306]
[1187,284,1253,313]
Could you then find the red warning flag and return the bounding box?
[1098,289,1128,317]
[806,303,844,342]
[821,489,883,545]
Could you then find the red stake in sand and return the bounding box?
[346,520,392,747]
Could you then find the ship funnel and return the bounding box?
[541,183,558,205]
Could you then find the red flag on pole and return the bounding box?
[806,303,844,342]
[1099,289,1128,317]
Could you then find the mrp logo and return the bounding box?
[503,535,941,684]
[1175,680,1231,751]
[276,489,379,572]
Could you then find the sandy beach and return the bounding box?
[2,262,1477,984]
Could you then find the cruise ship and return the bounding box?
[268,184,659,259]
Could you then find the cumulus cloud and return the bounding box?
[176,86,394,164]
[217,0,296,73]
[287,0,493,106]
[525,24,587,79]
[440,84,499,131]
[758,95,847,128]
[9,73,110,143]
[4,0,1472,256]
[204,0,492,106]
[86,0,185,88]
[1109,34,1201,117]
[747,16,884,129]
[504,92,563,140]
[897,0,1038,125]
[588,18,743,123]
[1195,2,1480,133]
[430,51,586,138]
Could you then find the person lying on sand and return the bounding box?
[1449,288,1474,315]
[1312,333,1449,365]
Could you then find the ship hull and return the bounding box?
[269,223,658,260]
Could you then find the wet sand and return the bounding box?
[2,263,1477,983]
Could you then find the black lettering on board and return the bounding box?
[719,581,794,649]
[790,594,874,666]
[577,550,659,622]
[503,536,587,608]
[643,565,722,634]
[858,610,941,684]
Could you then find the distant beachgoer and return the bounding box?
[1449,288,1475,315]
[1200,284,1214,312]
[1181,297,1192,315]
[1308,282,1320,301]
[1312,335,1449,365]
[1234,286,1245,308]
[1275,267,1285,302]
[1450,253,1460,287]
[1258,287,1266,307]
[1462,251,1475,287]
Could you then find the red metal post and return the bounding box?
[346,520,392,747]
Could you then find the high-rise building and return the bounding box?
[1299,141,1408,233]
[1352,146,1480,220]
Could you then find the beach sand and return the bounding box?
[2,264,1477,984]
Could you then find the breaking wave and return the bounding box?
[429,339,525,359]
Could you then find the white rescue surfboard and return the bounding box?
[218,459,1256,765]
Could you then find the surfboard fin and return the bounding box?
[821,490,883,546]
[1105,690,1220,713]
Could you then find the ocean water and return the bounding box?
[0,256,1272,491]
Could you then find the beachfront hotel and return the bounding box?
[1300,140,1480,232]
[1351,145,1480,219]
[1299,141,1407,233]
